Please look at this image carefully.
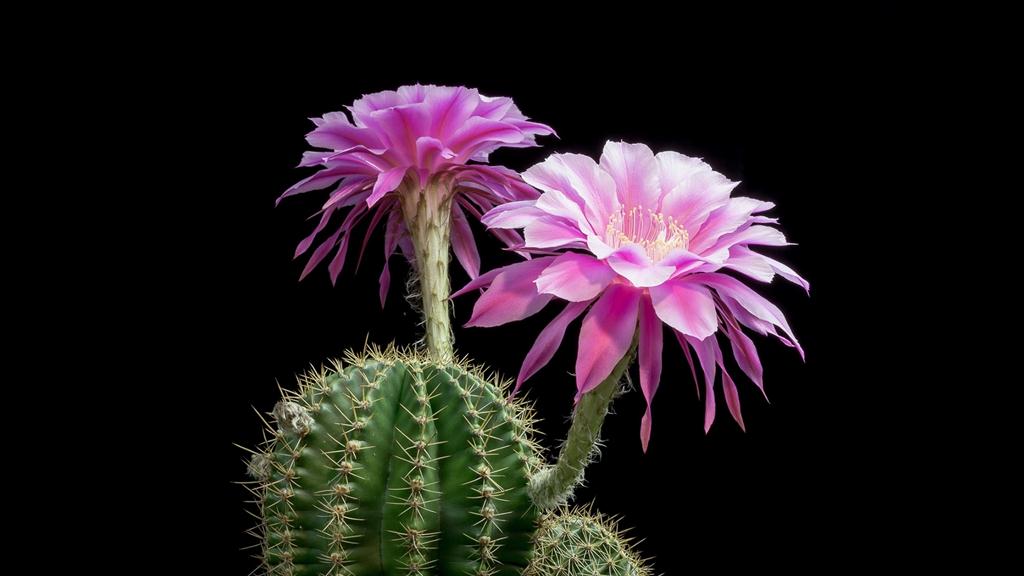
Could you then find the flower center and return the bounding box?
[604,205,689,261]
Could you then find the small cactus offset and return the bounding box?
[247,346,543,575]
[526,508,651,576]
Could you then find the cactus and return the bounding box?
[526,509,651,576]
[246,346,544,575]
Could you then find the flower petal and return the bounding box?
[638,296,664,453]
[700,272,803,359]
[535,253,616,302]
[465,257,557,328]
[682,333,722,433]
[521,153,617,232]
[655,151,711,200]
[451,203,481,279]
[575,284,640,398]
[448,117,525,159]
[722,368,746,431]
[524,217,588,249]
[481,200,547,229]
[515,300,591,393]
[690,197,766,253]
[605,245,676,288]
[366,167,407,207]
[660,171,737,234]
[725,322,764,394]
[649,278,718,339]
[599,141,660,208]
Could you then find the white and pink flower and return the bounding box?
[455,142,808,450]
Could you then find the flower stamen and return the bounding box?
[604,205,689,261]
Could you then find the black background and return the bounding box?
[180,23,910,574]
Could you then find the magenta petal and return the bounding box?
[294,206,336,258]
[465,257,557,328]
[674,330,701,396]
[711,225,790,253]
[599,141,660,208]
[366,167,407,207]
[727,324,764,394]
[521,153,616,232]
[481,200,547,229]
[278,167,348,205]
[605,245,675,288]
[761,252,810,294]
[328,233,352,285]
[378,210,404,308]
[535,253,616,302]
[655,151,711,199]
[721,369,746,431]
[684,333,721,433]
[451,203,481,279]
[649,278,718,340]
[524,217,588,249]
[701,273,803,359]
[638,296,664,453]
[300,227,343,281]
[516,300,591,393]
[724,246,776,283]
[660,171,736,233]
[451,266,503,299]
[448,117,524,157]
[690,197,765,253]
[575,284,641,398]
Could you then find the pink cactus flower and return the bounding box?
[455,142,807,450]
[279,84,553,304]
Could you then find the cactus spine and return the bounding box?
[248,347,542,575]
[526,508,651,576]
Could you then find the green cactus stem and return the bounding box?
[248,346,543,575]
[528,335,638,510]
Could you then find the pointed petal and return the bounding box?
[700,272,803,359]
[674,329,701,396]
[278,167,349,205]
[516,300,591,393]
[690,197,766,253]
[575,284,641,397]
[465,257,557,327]
[638,296,664,452]
[299,227,343,281]
[649,278,718,340]
[451,265,504,298]
[366,167,406,207]
[451,203,481,279]
[481,200,546,229]
[683,333,721,433]
[726,323,764,394]
[660,171,736,234]
[294,206,337,258]
[328,233,352,285]
[722,369,746,431]
[524,217,587,248]
[534,253,616,302]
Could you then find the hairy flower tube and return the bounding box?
[456,142,807,450]
[280,84,553,358]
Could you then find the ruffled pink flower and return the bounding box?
[455,142,808,450]
[279,84,553,303]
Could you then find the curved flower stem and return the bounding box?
[529,333,638,510]
[402,185,454,361]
